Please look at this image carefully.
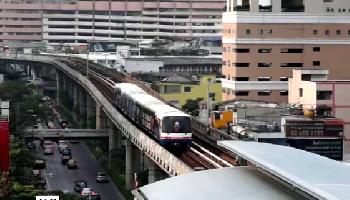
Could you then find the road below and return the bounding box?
[37,141,125,200]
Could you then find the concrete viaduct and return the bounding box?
[1,53,194,190]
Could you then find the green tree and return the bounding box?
[182,98,203,116]
[10,182,42,197]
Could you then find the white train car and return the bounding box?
[114,83,192,147]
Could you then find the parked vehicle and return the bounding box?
[44,145,54,155]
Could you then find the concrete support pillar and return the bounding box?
[148,158,156,184]
[96,102,102,129]
[272,0,281,12]
[79,88,87,128]
[250,0,259,13]
[125,139,140,190]
[125,139,134,190]
[73,85,79,121]
[56,71,62,103]
[86,95,95,129]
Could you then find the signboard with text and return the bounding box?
[287,138,343,161]
[285,119,343,138]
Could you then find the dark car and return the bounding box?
[61,154,72,165]
[27,142,36,150]
[33,159,46,170]
[74,180,88,192]
[61,148,72,156]
[96,172,109,183]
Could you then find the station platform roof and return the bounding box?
[218,141,350,200]
[132,167,307,200]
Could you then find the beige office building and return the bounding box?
[221,0,350,102]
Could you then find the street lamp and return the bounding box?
[206,78,215,124]
[86,42,90,78]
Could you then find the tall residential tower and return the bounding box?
[221,0,350,102]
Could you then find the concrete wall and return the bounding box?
[124,60,163,73]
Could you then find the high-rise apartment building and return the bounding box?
[221,0,350,102]
[0,0,225,44]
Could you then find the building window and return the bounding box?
[222,60,226,65]
[246,29,251,34]
[336,30,341,35]
[281,63,303,67]
[343,9,346,12]
[235,48,250,53]
[325,30,330,35]
[258,63,272,67]
[228,29,231,34]
[280,77,289,81]
[281,48,303,53]
[313,61,321,66]
[313,30,318,35]
[184,87,191,93]
[280,91,288,96]
[268,29,272,34]
[234,63,250,67]
[259,29,264,34]
[299,88,303,97]
[164,85,181,94]
[338,8,341,12]
[313,47,321,52]
[258,91,271,96]
[258,48,272,53]
[317,91,332,100]
[258,77,271,81]
[235,91,249,96]
[348,30,350,35]
[209,92,216,101]
[223,47,226,52]
[236,77,249,81]
[323,0,333,2]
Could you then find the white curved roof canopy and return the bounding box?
[218,141,350,200]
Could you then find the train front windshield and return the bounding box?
[162,116,191,133]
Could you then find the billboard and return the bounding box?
[285,119,343,138]
[287,138,343,161]
[0,119,9,172]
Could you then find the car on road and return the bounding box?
[61,148,72,156]
[70,140,79,144]
[61,154,72,165]
[74,180,88,192]
[67,159,78,169]
[85,193,101,200]
[33,159,46,169]
[27,142,36,151]
[44,145,54,155]
[96,172,109,183]
[81,188,94,197]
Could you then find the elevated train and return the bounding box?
[114,83,192,147]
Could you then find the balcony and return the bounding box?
[221,79,288,91]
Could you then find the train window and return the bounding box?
[162,116,191,133]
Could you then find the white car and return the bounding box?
[58,140,69,152]
[81,188,94,196]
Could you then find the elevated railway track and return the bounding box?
[62,56,237,170]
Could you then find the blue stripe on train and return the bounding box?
[159,139,192,146]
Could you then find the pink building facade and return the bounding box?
[0,0,225,44]
[289,69,350,140]
[221,0,350,103]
